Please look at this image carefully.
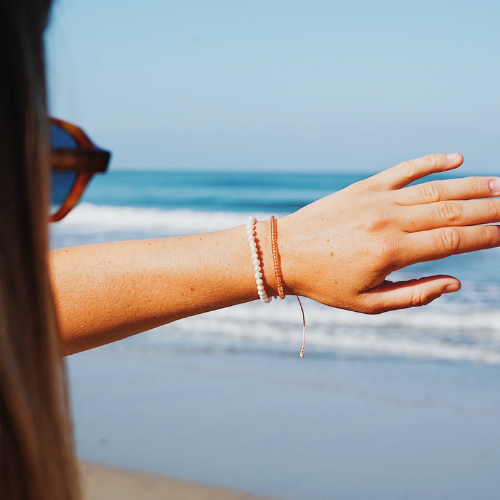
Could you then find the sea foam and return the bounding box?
[127,298,500,365]
[57,202,271,234]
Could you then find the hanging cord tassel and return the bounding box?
[297,296,306,358]
[251,215,307,358]
[270,215,306,358]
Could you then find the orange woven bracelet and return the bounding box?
[270,216,285,299]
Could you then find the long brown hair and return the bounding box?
[0,1,81,499]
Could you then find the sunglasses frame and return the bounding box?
[50,118,111,222]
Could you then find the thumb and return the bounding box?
[363,276,461,313]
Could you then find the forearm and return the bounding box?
[50,222,279,355]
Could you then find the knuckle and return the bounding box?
[357,296,386,315]
[486,200,500,221]
[468,177,485,197]
[479,226,500,247]
[398,161,416,181]
[425,154,439,170]
[365,306,385,315]
[364,211,390,232]
[420,182,443,203]
[346,179,367,194]
[372,239,401,265]
[410,290,435,308]
[439,227,461,253]
[438,202,462,224]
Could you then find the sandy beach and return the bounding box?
[81,462,271,500]
[68,342,500,500]
[69,345,500,500]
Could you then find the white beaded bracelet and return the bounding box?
[246,216,271,303]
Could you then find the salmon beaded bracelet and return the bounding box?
[246,216,271,303]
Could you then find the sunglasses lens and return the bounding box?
[50,122,79,216]
[50,123,78,148]
[50,172,78,216]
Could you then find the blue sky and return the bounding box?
[46,0,500,173]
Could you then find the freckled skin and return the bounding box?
[50,154,500,355]
[51,222,279,355]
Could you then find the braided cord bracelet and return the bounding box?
[270,215,286,300]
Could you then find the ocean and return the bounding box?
[51,170,500,366]
[54,171,500,500]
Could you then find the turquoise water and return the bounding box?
[71,170,366,212]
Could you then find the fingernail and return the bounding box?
[446,153,461,162]
[443,284,459,294]
[490,178,500,194]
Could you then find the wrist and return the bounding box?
[255,217,296,298]
[274,215,299,296]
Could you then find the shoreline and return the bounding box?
[81,462,273,500]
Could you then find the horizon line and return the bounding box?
[104,167,490,177]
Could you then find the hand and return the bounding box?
[279,153,500,313]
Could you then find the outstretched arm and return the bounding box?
[51,153,500,355]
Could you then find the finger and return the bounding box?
[396,176,500,206]
[404,225,500,263]
[364,153,463,192]
[400,199,500,232]
[362,276,460,313]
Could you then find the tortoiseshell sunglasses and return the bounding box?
[50,117,111,222]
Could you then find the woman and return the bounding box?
[3,0,500,499]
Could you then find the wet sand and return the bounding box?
[71,348,500,500]
[81,462,272,500]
